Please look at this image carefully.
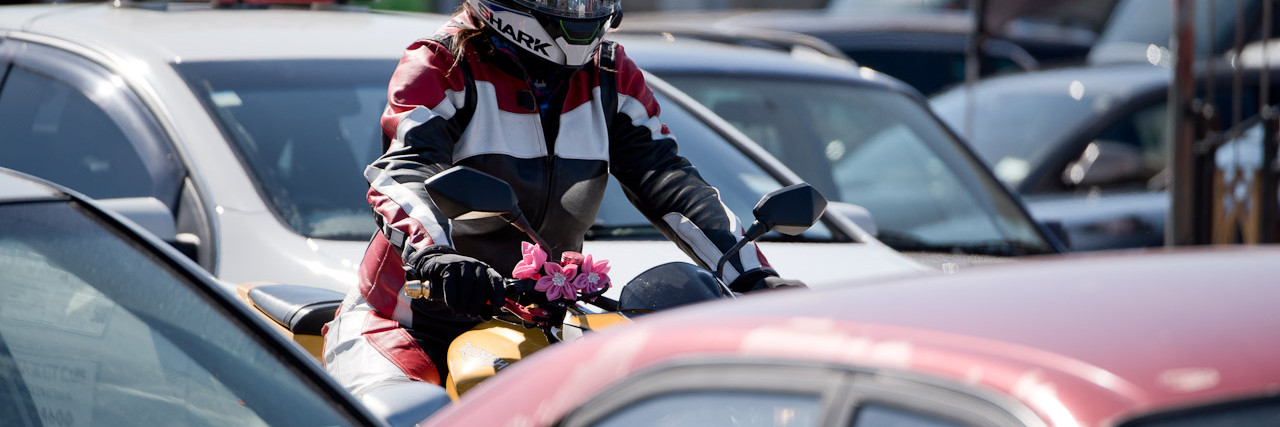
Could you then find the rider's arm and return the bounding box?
[366,38,467,267]
[605,44,776,287]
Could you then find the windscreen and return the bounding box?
[177,59,394,240]
[178,59,835,243]
[664,74,1052,256]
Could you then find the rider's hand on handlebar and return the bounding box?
[415,252,506,319]
[728,269,808,294]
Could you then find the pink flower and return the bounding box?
[512,242,546,280]
[535,262,579,301]
[572,254,611,295]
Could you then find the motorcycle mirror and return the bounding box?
[715,183,827,280]
[423,166,553,251]
[744,183,827,240]
[423,166,518,221]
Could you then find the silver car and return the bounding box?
[0,2,927,292]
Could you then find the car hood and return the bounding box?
[304,238,931,294]
[583,239,931,298]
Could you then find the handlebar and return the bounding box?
[404,277,620,327]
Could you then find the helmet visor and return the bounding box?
[511,0,619,19]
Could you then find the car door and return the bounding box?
[0,37,215,269]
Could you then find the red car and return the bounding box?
[423,247,1280,427]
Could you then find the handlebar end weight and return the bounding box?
[404,280,433,300]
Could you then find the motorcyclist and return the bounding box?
[322,0,804,397]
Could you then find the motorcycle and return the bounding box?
[235,165,826,401]
[413,166,827,399]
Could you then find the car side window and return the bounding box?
[0,200,358,426]
[590,390,823,427]
[0,67,152,200]
[851,402,969,427]
[1059,102,1168,192]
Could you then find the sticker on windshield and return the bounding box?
[211,91,243,108]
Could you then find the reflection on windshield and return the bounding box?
[178,60,392,240]
[662,75,1051,255]
[594,91,838,242]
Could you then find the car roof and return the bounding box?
[0,169,66,203]
[0,3,449,62]
[940,62,1170,101]
[611,32,919,96]
[437,246,1280,426]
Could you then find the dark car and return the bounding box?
[0,168,449,426]
[1088,0,1280,66]
[423,245,1280,426]
[613,32,1064,263]
[930,61,1280,251]
[624,9,1047,96]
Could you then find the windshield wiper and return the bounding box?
[876,231,1051,257]
[586,224,666,240]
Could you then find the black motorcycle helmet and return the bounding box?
[467,0,622,67]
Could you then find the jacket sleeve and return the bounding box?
[605,44,773,285]
[365,39,468,269]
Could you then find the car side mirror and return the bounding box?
[97,197,200,261]
[1062,141,1147,188]
[357,381,452,427]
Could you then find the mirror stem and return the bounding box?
[502,211,552,253]
[713,221,768,297]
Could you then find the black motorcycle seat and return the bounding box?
[248,284,344,336]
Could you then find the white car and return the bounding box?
[0,2,928,292]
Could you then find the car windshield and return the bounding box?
[930,78,1103,188]
[177,59,390,240]
[662,75,1051,256]
[177,59,833,242]
[0,199,360,426]
[594,91,838,242]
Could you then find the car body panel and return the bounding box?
[425,246,1280,426]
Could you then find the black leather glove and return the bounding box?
[411,250,506,319]
[728,269,809,294]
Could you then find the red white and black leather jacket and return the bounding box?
[358,14,771,337]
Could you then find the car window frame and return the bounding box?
[16,192,383,426]
[560,361,851,427]
[557,358,1041,427]
[2,39,185,209]
[1024,87,1169,195]
[0,35,217,270]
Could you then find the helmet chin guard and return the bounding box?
[469,0,619,67]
